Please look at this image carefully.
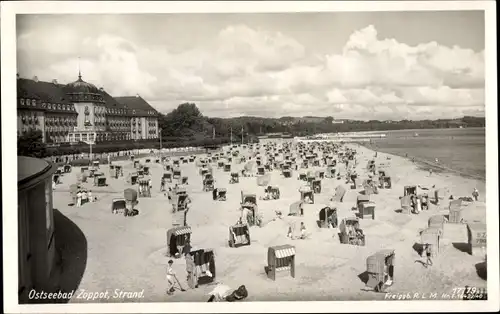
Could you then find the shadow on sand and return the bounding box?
[475,261,487,280]
[357,271,369,284]
[452,242,470,253]
[412,242,424,256]
[53,208,88,303]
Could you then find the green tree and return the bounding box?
[18,129,47,158]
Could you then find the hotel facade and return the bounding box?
[16,73,160,144]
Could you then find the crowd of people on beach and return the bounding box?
[75,189,96,207]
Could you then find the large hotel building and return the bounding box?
[16,72,160,144]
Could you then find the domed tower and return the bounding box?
[64,72,107,133]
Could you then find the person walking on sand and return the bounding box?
[472,188,479,201]
[422,244,433,268]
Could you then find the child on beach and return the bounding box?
[88,190,93,202]
[166,260,176,295]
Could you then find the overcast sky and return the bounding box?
[17,11,485,120]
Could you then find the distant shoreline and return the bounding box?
[358,142,486,182]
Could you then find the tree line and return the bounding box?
[18,102,485,158]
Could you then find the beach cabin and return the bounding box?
[339,218,365,246]
[404,185,417,197]
[332,185,346,203]
[123,188,139,216]
[189,249,216,286]
[448,200,464,223]
[317,206,338,228]
[288,201,304,217]
[265,245,296,281]
[93,173,107,187]
[230,172,239,184]
[166,226,192,258]
[228,224,251,248]
[312,179,322,194]
[356,194,370,209]
[359,201,376,220]
[111,198,126,214]
[400,195,412,214]
[256,174,271,187]
[163,172,172,183]
[173,169,182,180]
[299,185,314,204]
[466,223,486,256]
[428,215,446,236]
[365,249,395,293]
[298,172,307,181]
[420,228,442,257]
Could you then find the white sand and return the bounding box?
[53,141,487,302]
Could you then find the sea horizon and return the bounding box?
[355,127,486,181]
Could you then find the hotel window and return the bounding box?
[20,99,25,105]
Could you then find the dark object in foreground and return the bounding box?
[207,285,248,302]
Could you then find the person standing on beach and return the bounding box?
[76,190,82,207]
[472,188,479,201]
[185,252,197,289]
[415,196,422,213]
[423,244,433,268]
[300,222,307,239]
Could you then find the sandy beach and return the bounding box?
[52,140,487,302]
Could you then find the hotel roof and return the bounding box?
[17,75,158,116]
